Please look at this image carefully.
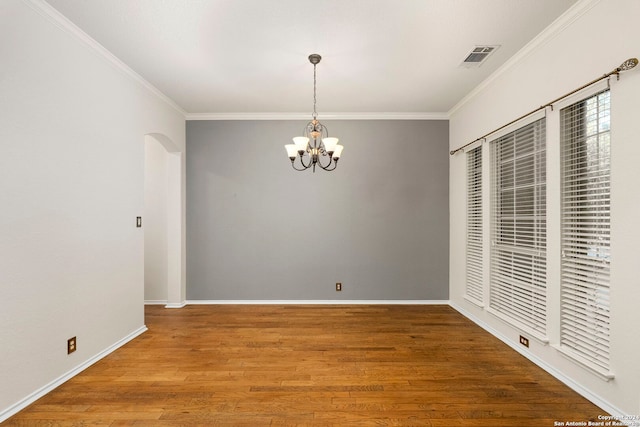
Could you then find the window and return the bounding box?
[466,146,483,304]
[560,90,612,375]
[490,118,547,337]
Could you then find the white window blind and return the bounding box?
[560,90,611,374]
[490,118,547,336]
[466,146,483,304]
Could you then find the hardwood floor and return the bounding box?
[5,305,605,426]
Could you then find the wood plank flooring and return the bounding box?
[4,305,606,426]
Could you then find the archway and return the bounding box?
[144,133,185,308]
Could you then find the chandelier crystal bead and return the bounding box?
[285,54,343,172]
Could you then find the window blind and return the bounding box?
[560,90,611,374]
[490,118,547,336]
[466,146,483,304]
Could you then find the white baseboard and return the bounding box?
[449,301,628,420]
[144,300,168,305]
[144,300,186,308]
[164,301,187,308]
[0,326,147,423]
[185,299,450,305]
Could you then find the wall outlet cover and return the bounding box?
[67,337,77,354]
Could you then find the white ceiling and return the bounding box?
[44,0,578,116]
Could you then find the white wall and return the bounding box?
[449,0,640,416]
[144,137,169,303]
[0,0,185,419]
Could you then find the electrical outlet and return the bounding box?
[336,282,342,291]
[519,335,529,348]
[67,336,77,354]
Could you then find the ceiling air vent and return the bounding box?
[460,45,500,68]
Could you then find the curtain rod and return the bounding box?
[449,57,638,156]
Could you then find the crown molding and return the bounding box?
[448,0,602,117]
[22,0,187,117]
[186,111,448,121]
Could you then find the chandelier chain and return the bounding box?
[313,63,317,119]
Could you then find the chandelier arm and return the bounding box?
[318,122,328,138]
[317,122,328,139]
[300,152,312,167]
[291,155,311,171]
[291,161,310,171]
[316,153,334,170]
[319,158,338,171]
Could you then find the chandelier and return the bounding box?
[285,54,343,172]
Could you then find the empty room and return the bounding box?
[1,0,639,425]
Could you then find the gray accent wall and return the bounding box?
[186,120,449,300]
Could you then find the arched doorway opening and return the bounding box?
[144,133,185,308]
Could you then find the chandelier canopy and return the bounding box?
[285,54,343,172]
